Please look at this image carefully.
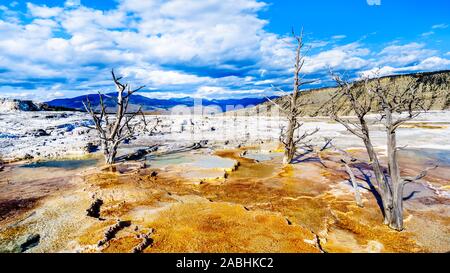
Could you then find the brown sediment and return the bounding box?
[405,210,450,253]
[325,203,423,253]
[141,202,320,253]
[0,198,41,222]
[87,148,448,252]
[1,146,448,253]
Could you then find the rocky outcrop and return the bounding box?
[98,220,131,247]
[0,98,77,112]
[86,198,103,218]
[131,229,154,253]
[0,99,40,112]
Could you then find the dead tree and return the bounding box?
[321,138,363,207]
[366,73,439,230]
[83,70,146,165]
[142,115,162,136]
[328,72,439,230]
[328,73,393,225]
[266,28,318,164]
[343,159,363,207]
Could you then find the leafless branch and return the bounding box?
[403,165,438,185]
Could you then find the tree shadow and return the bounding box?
[117,141,208,162]
[403,190,420,201]
[352,162,385,217]
[291,149,328,168]
[154,140,208,156]
[116,145,159,162]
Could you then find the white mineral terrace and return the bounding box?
[1,110,450,160]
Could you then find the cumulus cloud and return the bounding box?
[26,3,63,18]
[195,86,267,99]
[120,66,212,86]
[303,43,370,73]
[0,0,449,101]
[376,42,437,67]
[360,57,450,78]
[1,0,290,101]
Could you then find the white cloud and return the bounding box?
[309,40,329,48]
[360,57,450,78]
[139,91,193,99]
[421,31,434,37]
[0,85,88,101]
[0,1,448,102]
[303,43,370,73]
[120,66,211,86]
[195,86,267,99]
[432,24,448,29]
[359,66,396,78]
[377,42,436,67]
[367,0,381,6]
[26,3,63,18]
[65,0,80,8]
[0,4,20,23]
[332,35,346,40]
[408,56,450,71]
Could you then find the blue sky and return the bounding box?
[0,0,449,101]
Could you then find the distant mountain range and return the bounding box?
[46,93,277,113]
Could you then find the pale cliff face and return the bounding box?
[0,99,40,112]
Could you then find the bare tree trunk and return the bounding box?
[281,30,302,165]
[362,134,393,225]
[325,139,364,208]
[101,140,111,164]
[106,141,120,165]
[385,110,403,230]
[266,29,318,165]
[283,115,296,164]
[356,118,393,224]
[343,161,363,207]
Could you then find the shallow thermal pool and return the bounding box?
[190,155,236,169]
[147,153,236,170]
[146,153,193,167]
[399,148,450,167]
[20,158,100,170]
